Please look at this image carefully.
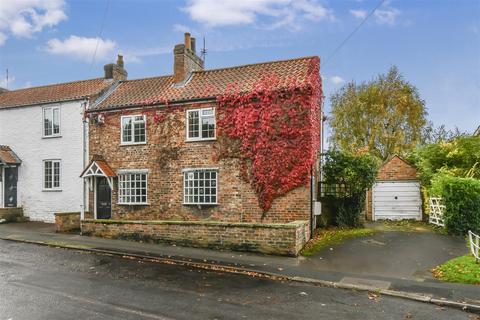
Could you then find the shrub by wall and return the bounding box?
[431,175,480,235]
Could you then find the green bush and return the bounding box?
[430,175,480,235]
[322,151,378,227]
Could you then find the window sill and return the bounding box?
[42,135,62,139]
[120,142,147,146]
[42,189,62,192]
[117,202,150,206]
[183,203,218,206]
[185,137,216,143]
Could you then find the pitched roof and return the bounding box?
[0,78,113,109]
[92,56,319,111]
[0,145,21,165]
[80,158,116,178]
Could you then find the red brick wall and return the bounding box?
[81,219,310,256]
[88,101,315,224]
[377,156,418,181]
[365,156,418,220]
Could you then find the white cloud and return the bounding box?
[173,24,192,33]
[45,35,116,62]
[182,0,334,30]
[0,74,15,89]
[350,9,367,19]
[374,8,400,25]
[0,0,67,45]
[329,76,345,85]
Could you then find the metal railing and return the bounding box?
[429,197,445,227]
[468,230,479,263]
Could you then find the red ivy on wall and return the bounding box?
[216,58,322,212]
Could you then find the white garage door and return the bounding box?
[373,181,422,221]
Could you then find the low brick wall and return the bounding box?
[55,212,80,233]
[55,212,92,233]
[81,219,310,256]
[0,207,24,223]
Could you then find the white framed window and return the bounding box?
[43,106,60,137]
[118,171,148,205]
[121,115,146,145]
[183,168,218,205]
[186,108,216,141]
[43,160,61,190]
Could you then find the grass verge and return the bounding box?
[301,227,375,257]
[432,255,480,285]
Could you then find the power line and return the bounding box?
[89,0,111,72]
[322,0,386,67]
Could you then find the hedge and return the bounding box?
[430,175,480,235]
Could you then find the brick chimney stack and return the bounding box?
[104,54,128,81]
[173,33,204,84]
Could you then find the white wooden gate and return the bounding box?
[429,197,445,227]
[469,231,479,262]
[372,181,422,220]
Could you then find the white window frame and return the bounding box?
[183,168,218,205]
[117,170,149,205]
[43,159,61,191]
[186,108,216,142]
[42,106,61,138]
[120,115,147,145]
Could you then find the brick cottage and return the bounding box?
[80,33,322,255]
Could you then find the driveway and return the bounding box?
[302,231,469,281]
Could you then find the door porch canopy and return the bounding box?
[0,145,21,166]
[80,156,116,189]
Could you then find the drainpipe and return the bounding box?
[310,167,314,239]
[81,100,88,221]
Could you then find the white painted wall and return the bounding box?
[0,100,87,222]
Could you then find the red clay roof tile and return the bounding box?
[92,56,319,111]
[0,78,113,109]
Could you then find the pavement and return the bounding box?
[0,221,478,312]
[0,239,477,320]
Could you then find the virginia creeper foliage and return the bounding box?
[216,58,321,211]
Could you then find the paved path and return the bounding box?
[305,231,468,280]
[0,222,478,308]
[0,239,476,320]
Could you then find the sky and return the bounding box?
[0,0,479,133]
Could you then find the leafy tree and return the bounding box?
[408,135,480,187]
[421,123,467,144]
[321,150,378,227]
[329,66,427,160]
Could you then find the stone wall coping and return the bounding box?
[55,211,90,216]
[82,219,309,229]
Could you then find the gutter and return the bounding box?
[86,97,218,114]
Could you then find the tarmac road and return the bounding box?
[0,240,476,320]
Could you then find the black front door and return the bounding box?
[96,177,111,219]
[4,167,18,207]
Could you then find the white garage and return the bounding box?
[372,181,422,221]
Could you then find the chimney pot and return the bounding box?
[191,37,196,53]
[173,34,204,84]
[104,54,128,81]
[184,33,191,50]
[117,54,124,68]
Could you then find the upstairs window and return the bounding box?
[43,106,60,137]
[44,160,61,190]
[121,115,146,144]
[186,108,215,141]
[183,169,218,205]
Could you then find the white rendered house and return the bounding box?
[0,57,127,222]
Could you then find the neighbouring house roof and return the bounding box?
[0,145,21,165]
[91,56,319,111]
[0,78,113,109]
[80,158,117,178]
